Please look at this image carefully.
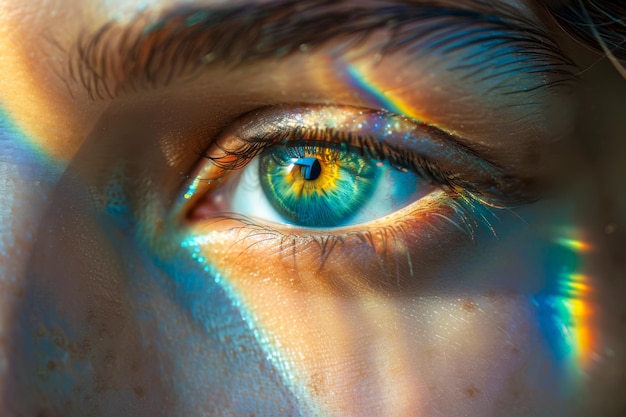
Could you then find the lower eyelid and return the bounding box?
[185,189,483,291]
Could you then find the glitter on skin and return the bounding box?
[183,177,200,200]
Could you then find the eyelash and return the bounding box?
[200,126,458,190]
[187,192,498,286]
[187,121,507,274]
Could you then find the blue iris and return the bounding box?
[258,144,379,227]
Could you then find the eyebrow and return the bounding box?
[66,0,575,100]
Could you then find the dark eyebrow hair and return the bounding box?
[66,0,575,100]
[543,0,625,77]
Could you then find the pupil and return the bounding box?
[294,157,322,180]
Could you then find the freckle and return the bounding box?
[511,346,520,355]
[98,326,109,338]
[309,372,326,397]
[46,360,56,371]
[103,350,116,368]
[133,385,145,398]
[36,408,50,417]
[52,334,66,348]
[463,299,477,312]
[463,385,481,398]
[94,376,106,393]
[36,326,46,337]
[14,286,25,298]
[79,339,92,354]
[86,310,97,325]
[130,359,140,373]
[508,389,521,401]
[37,371,48,382]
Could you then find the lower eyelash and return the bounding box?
[447,191,502,240]
[189,187,502,289]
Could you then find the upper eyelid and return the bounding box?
[187,105,532,208]
[65,0,576,100]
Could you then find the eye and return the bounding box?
[185,105,526,232]
[226,141,433,227]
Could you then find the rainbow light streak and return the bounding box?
[344,64,429,123]
[556,271,594,368]
[93,166,304,414]
[0,107,54,165]
[556,238,592,252]
[0,107,62,254]
[534,232,595,378]
[179,235,320,415]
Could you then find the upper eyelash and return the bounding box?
[202,126,457,187]
[198,124,525,207]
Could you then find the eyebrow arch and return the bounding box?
[66,0,575,100]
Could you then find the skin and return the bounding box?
[1,0,625,416]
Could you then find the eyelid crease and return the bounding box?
[65,0,576,100]
[191,105,533,209]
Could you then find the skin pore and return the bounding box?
[1,0,625,416]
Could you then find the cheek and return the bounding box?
[182,217,573,416]
[5,172,169,416]
[194,260,566,416]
